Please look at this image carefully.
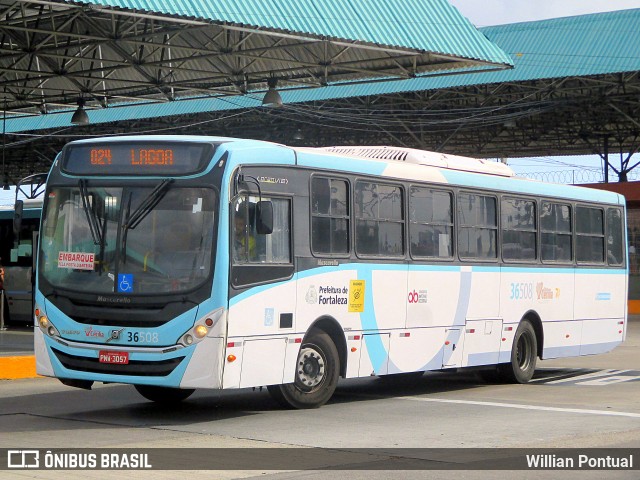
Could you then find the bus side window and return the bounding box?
[458,193,497,260]
[501,197,536,262]
[607,208,624,266]
[355,181,404,257]
[311,177,349,255]
[540,202,572,263]
[409,187,453,259]
[233,196,291,265]
[576,206,605,264]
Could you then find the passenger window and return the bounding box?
[607,208,624,266]
[457,193,497,260]
[355,181,404,257]
[576,206,604,263]
[502,198,536,261]
[540,202,572,262]
[409,187,453,259]
[311,177,349,255]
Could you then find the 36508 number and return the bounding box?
[509,282,533,300]
[127,331,159,344]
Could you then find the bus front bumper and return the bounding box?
[35,328,225,389]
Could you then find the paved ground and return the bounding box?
[0,319,638,479]
[0,326,33,357]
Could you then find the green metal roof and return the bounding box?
[6,8,640,133]
[282,7,640,100]
[85,0,511,63]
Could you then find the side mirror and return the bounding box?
[13,200,24,236]
[255,200,273,235]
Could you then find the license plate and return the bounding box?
[98,351,129,365]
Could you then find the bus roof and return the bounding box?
[61,136,623,206]
[320,146,515,177]
[292,146,624,206]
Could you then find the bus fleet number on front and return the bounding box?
[127,332,159,344]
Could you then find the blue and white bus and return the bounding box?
[0,174,46,325]
[33,136,627,407]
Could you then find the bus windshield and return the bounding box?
[40,185,216,295]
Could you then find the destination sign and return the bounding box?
[61,142,215,175]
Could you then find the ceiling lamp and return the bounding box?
[71,98,89,125]
[262,77,283,107]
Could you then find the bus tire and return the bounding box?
[134,385,195,404]
[267,331,339,409]
[498,319,537,383]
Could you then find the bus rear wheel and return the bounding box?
[134,385,195,404]
[267,331,339,409]
[497,319,538,383]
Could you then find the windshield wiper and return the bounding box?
[79,179,105,247]
[121,179,173,261]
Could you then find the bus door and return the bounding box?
[227,194,297,388]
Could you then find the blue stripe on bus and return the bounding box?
[579,341,622,356]
[501,267,626,275]
[542,345,582,359]
[356,265,390,373]
[544,342,622,359]
[466,351,501,366]
[453,270,472,325]
[229,263,626,307]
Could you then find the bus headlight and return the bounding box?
[36,310,59,337]
[194,325,208,338]
[178,322,209,346]
[179,326,207,346]
[178,308,223,347]
[38,315,49,329]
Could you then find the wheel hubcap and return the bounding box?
[297,346,325,390]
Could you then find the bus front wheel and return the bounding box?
[498,319,538,383]
[134,385,195,404]
[268,331,339,409]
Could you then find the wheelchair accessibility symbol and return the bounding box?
[118,274,133,293]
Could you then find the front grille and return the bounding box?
[68,315,166,328]
[51,348,184,377]
[46,294,198,328]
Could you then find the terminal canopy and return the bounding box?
[0,0,511,117]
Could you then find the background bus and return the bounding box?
[0,198,42,325]
[33,136,627,408]
[0,173,46,325]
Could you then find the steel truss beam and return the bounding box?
[0,0,494,115]
[3,71,639,182]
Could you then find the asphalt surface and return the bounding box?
[0,319,638,479]
[0,326,33,357]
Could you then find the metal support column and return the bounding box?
[603,135,610,183]
[0,289,6,331]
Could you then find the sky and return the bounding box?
[448,0,640,180]
[449,0,640,27]
[1,1,638,205]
